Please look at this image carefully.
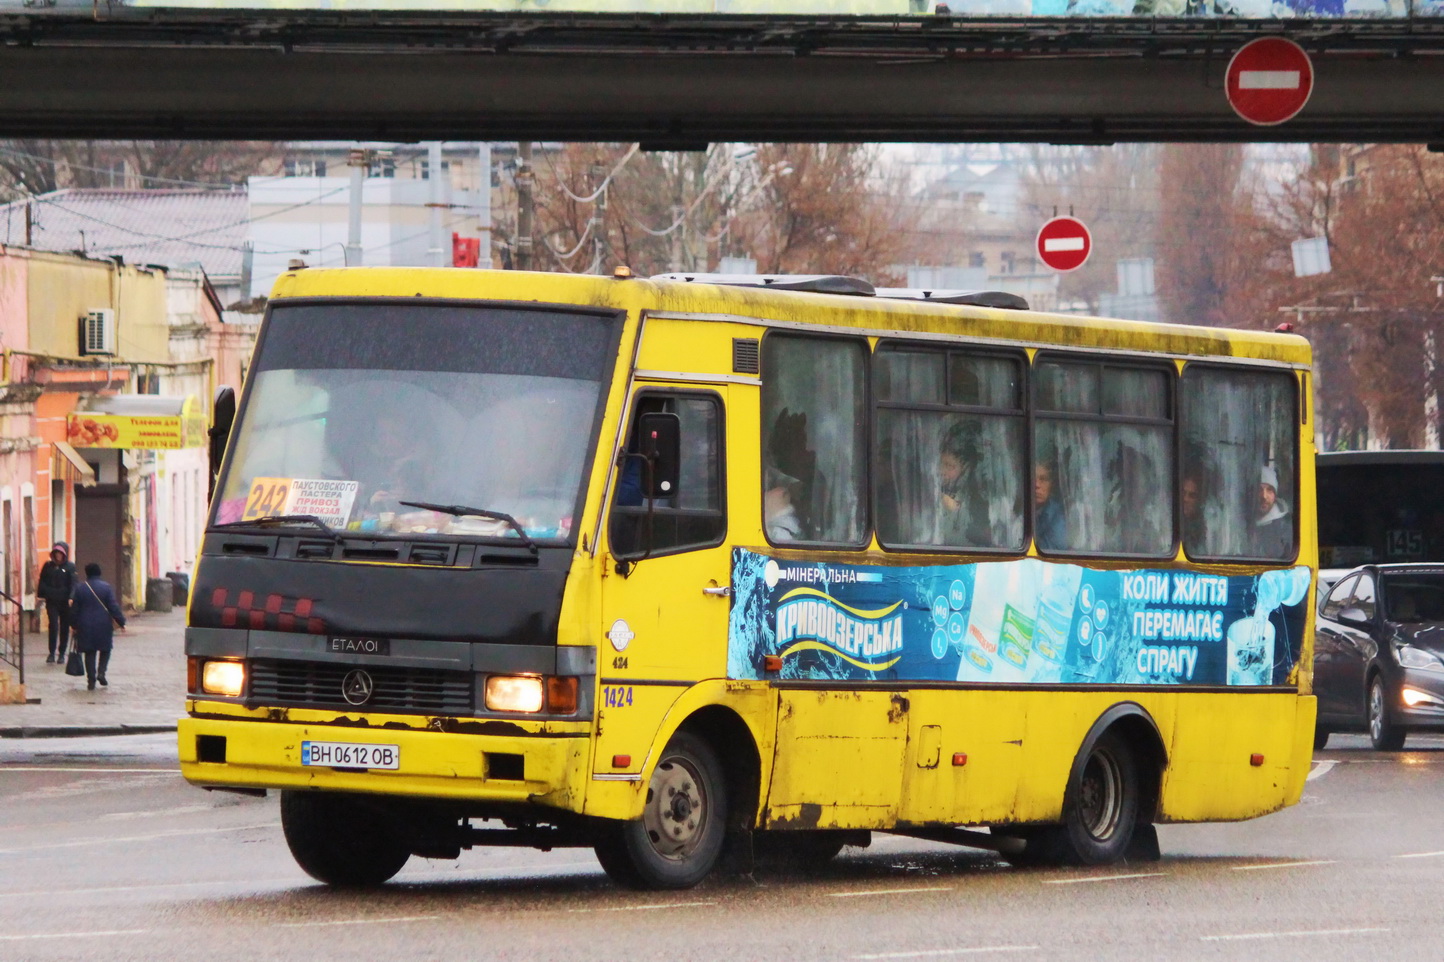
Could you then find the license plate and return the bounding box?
[300,740,400,770]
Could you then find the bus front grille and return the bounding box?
[248,660,474,714]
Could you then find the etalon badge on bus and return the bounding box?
[608,620,635,652]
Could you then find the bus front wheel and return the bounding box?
[594,731,728,890]
[280,791,412,887]
[1010,731,1142,867]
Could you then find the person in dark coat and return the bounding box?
[70,563,126,691]
[37,541,77,663]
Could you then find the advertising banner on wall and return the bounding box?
[728,548,1312,687]
[125,0,1443,18]
[66,396,207,451]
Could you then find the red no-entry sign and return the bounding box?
[1036,216,1092,273]
[1226,38,1314,127]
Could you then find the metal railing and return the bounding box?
[0,589,25,687]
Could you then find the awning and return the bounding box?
[67,394,206,450]
[53,440,97,485]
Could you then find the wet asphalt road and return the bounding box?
[3,732,1444,962]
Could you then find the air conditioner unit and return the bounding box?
[79,309,116,356]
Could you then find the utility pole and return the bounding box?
[345,146,371,267]
[591,158,608,274]
[477,142,492,269]
[515,142,534,271]
[427,142,446,267]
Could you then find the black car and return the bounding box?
[1314,564,1444,750]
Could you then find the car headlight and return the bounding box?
[1396,645,1444,672]
[484,675,545,713]
[200,660,246,697]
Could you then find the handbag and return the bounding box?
[65,647,84,676]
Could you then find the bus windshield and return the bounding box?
[1317,454,1444,568]
[213,301,617,542]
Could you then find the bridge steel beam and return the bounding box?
[0,15,1440,142]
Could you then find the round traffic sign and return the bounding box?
[1225,37,1314,127]
[1036,216,1092,273]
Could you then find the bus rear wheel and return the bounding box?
[1009,731,1142,867]
[280,791,412,887]
[594,731,727,890]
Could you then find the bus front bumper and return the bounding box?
[178,712,591,809]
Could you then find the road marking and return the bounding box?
[1230,860,1336,871]
[1201,927,1386,942]
[0,767,179,773]
[277,915,442,928]
[0,877,301,900]
[0,823,272,854]
[567,900,715,913]
[100,804,216,821]
[1394,850,1444,859]
[854,947,1038,959]
[1306,760,1337,781]
[0,929,150,942]
[829,886,953,898]
[1042,872,1166,885]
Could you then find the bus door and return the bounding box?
[596,387,731,776]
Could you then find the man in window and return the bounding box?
[1256,464,1291,557]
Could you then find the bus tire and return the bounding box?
[1011,731,1142,867]
[1313,725,1330,751]
[594,731,727,890]
[280,791,411,887]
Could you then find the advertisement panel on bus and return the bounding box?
[124,0,1444,19]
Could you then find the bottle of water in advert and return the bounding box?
[995,558,1042,683]
[958,562,1006,680]
[1033,562,1082,673]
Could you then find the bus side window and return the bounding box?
[1179,367,1298,562]
[1034,358,1174,556]
[874,346,1026,551]
[609,393,725,558]
[761,334,867,546]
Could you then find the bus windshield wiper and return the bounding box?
[213,514,343,542]
[399,501,538,554]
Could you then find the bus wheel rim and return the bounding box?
[1078,748,1123,841]
[642,755,709,861]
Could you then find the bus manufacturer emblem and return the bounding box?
[608,619,635,652]
[341,669,375,706]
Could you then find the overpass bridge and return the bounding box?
[0,5,1441,142]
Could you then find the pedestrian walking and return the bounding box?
[70,562,126,691]
[37,541,77,663]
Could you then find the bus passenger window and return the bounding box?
[875,347,1025,551]
[761,335,867,546]
[1179,367,1298,562]
[609,394,725,558]
[1034,359,1173,556]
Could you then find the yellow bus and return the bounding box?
[179,267,1317,889]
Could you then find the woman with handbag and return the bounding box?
[69,563,126,691]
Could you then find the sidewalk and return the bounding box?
[0,605,187,737]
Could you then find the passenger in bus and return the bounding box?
[355,412,429,523]
[764,466,805,542]
[1033,460,1066,549]
[938,421,987,545]
[1255,464,1291,556]
[1181,472,1207,549]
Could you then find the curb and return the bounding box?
[0,724,178,739]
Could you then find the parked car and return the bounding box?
[1314,564,1444,750]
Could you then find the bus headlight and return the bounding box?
[485,675,545,713]
[201,660,246,697]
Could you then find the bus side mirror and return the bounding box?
[637,412,680,498]
[208,385,236,500]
